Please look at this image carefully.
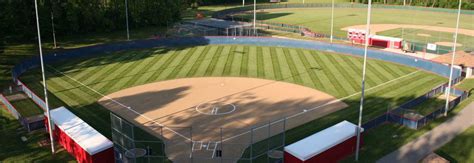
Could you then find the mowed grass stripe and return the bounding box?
[125,49,175,86]
[211,46,231,76]
[65,54,125,80]
[125,49,170,87]
[310,51,347,97]
[222,46,236,76]
[175,46,206,78]
[316,52,355,96]
[145,50,182,82]
[98,52,153,92]
[240,46,250,76]
[275,48,293,83]
[343,56,378,88]
[366,61,391,82]
[287,49,313,87]
[166,47,199,79]
[247,46,258,78]
[76,52,135,84]
[269,47,283,80]
[231,46,243,76]
[155,49,192,81]
[282,48,303,84]
[303,50,337,95]
[204,46,224,76]
[295,49,320,88]
[371,61,400,78]
[186,46,212,77]
[256,47,265,78]
[194,46,219,76]
[324,54,360,93]
[261,47,275,79]
[330,54,363,88]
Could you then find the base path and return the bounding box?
[98,77,347,162]
[377,102,474,163]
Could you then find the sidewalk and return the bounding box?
[377,102,474,163]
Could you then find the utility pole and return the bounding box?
[355,0,372,161]
[34,0,55,154]
[444,0,462,117]
[125,0,130,40]
[330,0,335,43]
[253,0,256,35]
[51,11,57,49]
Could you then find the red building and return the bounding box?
[47,107,114,163]
[284,121,363,163]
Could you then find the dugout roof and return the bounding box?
[284,120,362,161]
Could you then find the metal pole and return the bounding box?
[444,0,462,117]
[34,0,55,154]
[50,11,57,49]
[403,0,406,6]
[330,0,335,43]
[355,0,372,161]
[243,0,245,6]
[253,0,256,35]
[125,0,130,40]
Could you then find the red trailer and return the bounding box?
[284,121,363,163]
[48,107,114,163]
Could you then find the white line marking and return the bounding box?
[219,70,420,143]
[47,66,191,141]
[212,142,219,158]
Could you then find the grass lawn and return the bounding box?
[0,108,75,162]
[18,44,446,162]
[10,98,44,117]
[234,7,474,38]
[434,79,474,162]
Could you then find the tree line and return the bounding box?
[0,0,186,42]
[355,0,474,10]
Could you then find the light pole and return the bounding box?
[34,0,55,154]
[355,0,372,161]
[243,0,245,6]
[253,0,256,35]
[444,0,462,117]
[125,0,130,40]
[330,0,335,43]
[51,11,57,49]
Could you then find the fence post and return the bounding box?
[250,127,254,163]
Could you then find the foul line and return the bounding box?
[47,66,192,141]
[219,70,420,143]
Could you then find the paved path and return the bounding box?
[377,102,474,163]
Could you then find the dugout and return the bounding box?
[369,35,403,49]
[46,107,114,163]
[284,121,363,163]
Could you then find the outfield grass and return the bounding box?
[18,45,446,162]
[235,7,474,38]
[10,98,44,117]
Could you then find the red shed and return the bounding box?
[369,35,403,49]
[48,107,114,163]
[284,121,363,163]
